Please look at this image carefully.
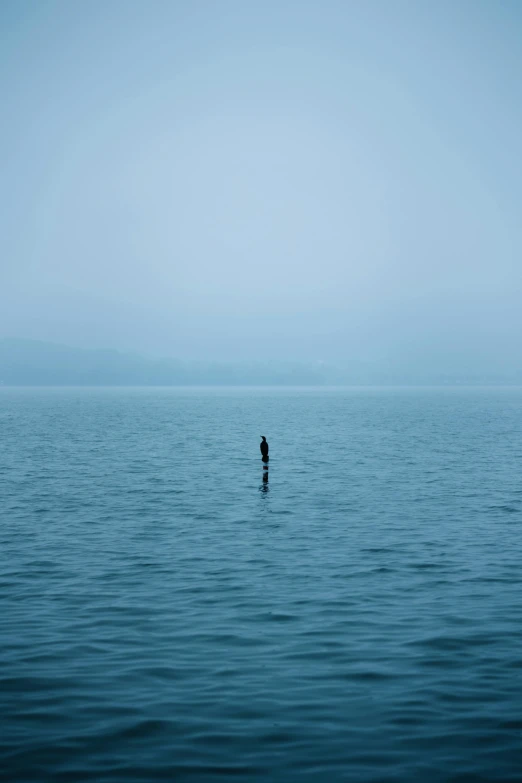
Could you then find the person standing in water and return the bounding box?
[260,436,269,461]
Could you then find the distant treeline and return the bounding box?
[1,339,521,386]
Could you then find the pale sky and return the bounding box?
[1,0,521,367]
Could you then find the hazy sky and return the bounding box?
[1,0,521,366]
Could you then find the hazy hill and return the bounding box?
[1,339,521,386]
[0,339,337,386]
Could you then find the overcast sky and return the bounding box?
[1,0,521,366]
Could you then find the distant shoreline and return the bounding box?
[2,384,522,390]
[2,339,521,387]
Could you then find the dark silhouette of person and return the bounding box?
[260,436,269,462]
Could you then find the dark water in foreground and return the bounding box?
[2,387,522,782]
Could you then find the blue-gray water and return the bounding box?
[2,387,522,782]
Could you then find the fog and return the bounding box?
[1,0,521,372]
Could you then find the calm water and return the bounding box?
[2,387,522,782]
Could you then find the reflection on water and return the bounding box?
[260,457,269,493]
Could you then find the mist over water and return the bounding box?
[2,387,522,781]
[2,2,522,780]
[1,0,522,369]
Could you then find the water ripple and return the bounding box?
[2,387,522,782]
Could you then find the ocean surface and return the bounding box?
[2,386,522,783]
